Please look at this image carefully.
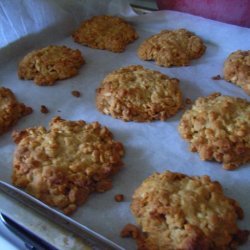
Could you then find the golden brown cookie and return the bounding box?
[72,15,138,52]
[96,65,182,122]
[179,93,250,170]
[0,87,32,135]
[12,116,124,214]
[224,50,250,95]
[137,29,206,67]
[131,171,249,250]
[18,45,84,86]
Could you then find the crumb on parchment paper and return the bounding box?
[114,194,124,202]
[71,90,81,97]
[185,98,192,105]
[120,224,140,239]
[121,224,147,249]
[40,105,49,113]
[212,75,222,80]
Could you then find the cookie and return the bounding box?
[224,50,250,95]
[0,87,32,135]
[96,65,182,122]
[18,45,84,86]
[72,15,138,52]
[12,116,124,214]
[131,171,249,250]
[137,29,206,67]
[179,93,250,170]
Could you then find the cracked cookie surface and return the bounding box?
[96,65,182,122]
[0,87,32,135]
[18,45,84,86]
[179,93,250,170]
[72,15,138,52]
[137,29,206,67]
[224,50,250,95]
[131,171,249,250]
[12,117,124,214]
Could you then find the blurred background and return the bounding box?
[129,0,250,27]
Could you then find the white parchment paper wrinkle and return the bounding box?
[0,0,249,249]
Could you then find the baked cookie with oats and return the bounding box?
[18,45,84,86]
[130,171,249,250]
[72,15,138,52]
[96,65,182,122]
[179,93,250,170]
[137,29,206,67]
[0,87,32,135]
[224,50,250,95]
[12,116,124,214]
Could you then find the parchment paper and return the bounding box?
[0,0,249,249]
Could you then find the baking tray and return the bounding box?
[0,0,249,249]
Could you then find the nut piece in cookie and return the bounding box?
[12,116,124,214]
[130,171,249,250]
[0,87,32,135]
[72,15,138,53]
[224,50,250,95]
[96,65,182,122]
[137,28,206,67]
[179,93,250,170]
[18,45,84,86]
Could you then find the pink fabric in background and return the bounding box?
[157,0,250,27]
